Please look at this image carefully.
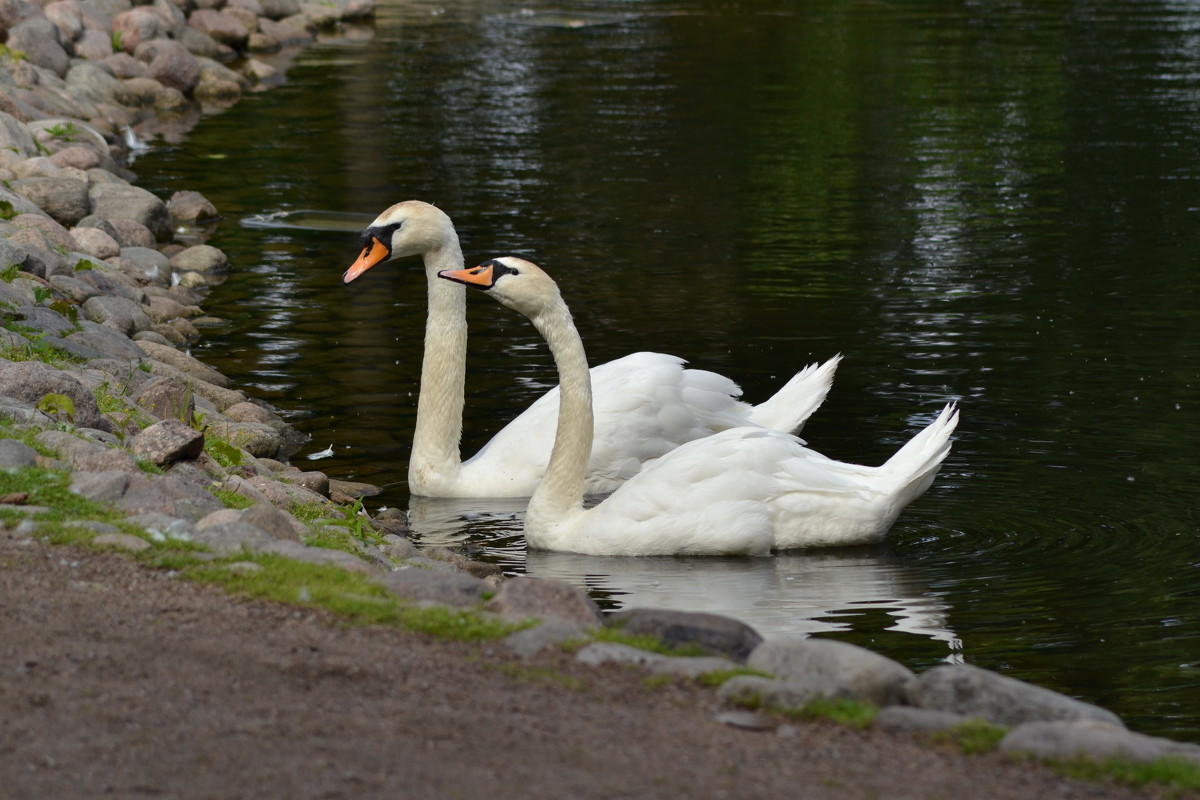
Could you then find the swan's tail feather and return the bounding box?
[879,402,959,506]
[746,354,842,433]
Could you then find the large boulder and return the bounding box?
[87,181,171,242]
[907,664,1125,728]
[747,638,916,707]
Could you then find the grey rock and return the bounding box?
[134,38,201,95]
[169,243,229,275]
[70,471,132,502]
[999,720,1200,765]
[11,176,90,227]
[131,376,195,422]
[65,61,137,107]
[116,245,173,283]
[379,533,419,562]
[49,273,103,302]
[191,519,277,554]
[71,227,121,259]
[0,361,109,430]
[714,710,778,732]
[130,418,204,467]
[65,320,147,360]
[81,295,153,335]
[126,512,196,543]
[12,305,76,337]
[609,608,763,662]
[5,228,70,278]
[137,340,229,387]
[87,181,171,242]
[503,621,587,660]
[92,532,152,551]
[0,438,39,469]
[256,15,314,48]
[111,8,170,54]
[72,263,142,300]
[747,637,916,707]
[484,576,603,629]
[717,674,853,710]
[0,111,39,158]
[257,539,376,574]
[258,0,301,20]
[167,190,220,224]
[65,520,121,536]
[908,664,1124,728]
[873,706,974,736]
[378,568,489,608]
[44,0,85,41]
[73,29,116,61]
[575,642,740,678]
[39,430,139,471]
[241,502,305,541]
[114,472,225,521]
[7,18,70,77]
[0,395,54,426]
[188,8,250,48]
[220,474,272,506]
[178,25,234,61]
[103,217,157,249]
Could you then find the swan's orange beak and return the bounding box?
[438,264,495,288]
[343,236,390,283]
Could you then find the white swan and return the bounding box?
[439,257,959,556]
[343,200,841,498]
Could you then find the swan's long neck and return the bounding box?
[409,239,468,494]
[524,301,592,537]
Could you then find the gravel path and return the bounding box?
[0,534,1180,800]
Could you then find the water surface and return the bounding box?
[137,0,1200,740]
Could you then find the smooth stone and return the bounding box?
[609,608,763,662]
[256,540,376,574]
[92,532,152,551]
[748,637,916,707]
[999,720,1200,765]
[485,576,604,629]
[503,621,587,660]
[717,674,853,710]
[378,568,489,608]
[907,664,1125,729]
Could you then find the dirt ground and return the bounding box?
[0,534,1186,800]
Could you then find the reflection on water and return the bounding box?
[409,496,962,658]
[132,0,1200,741]
[528,550,962,654]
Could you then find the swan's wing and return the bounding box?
[581,427,927,553]
[463,352,752,494]
[574,428,798,555]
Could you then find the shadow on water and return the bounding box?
[132,0,1200,741]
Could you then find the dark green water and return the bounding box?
[137,1,1200,740]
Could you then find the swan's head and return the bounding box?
[343,200,456,283]
[437,256,563,319]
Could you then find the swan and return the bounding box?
[343,200,841,498]
[438,257,959,556]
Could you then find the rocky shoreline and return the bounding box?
[1,0,1198,784]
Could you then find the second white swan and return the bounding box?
[439,257,959,556]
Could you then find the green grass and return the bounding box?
[1051,754,1200,796]
[584,626,709,658]
[692,667,772,688]
[0,466,123,528]
[180,553,523,641]
[930,717,1009,755]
